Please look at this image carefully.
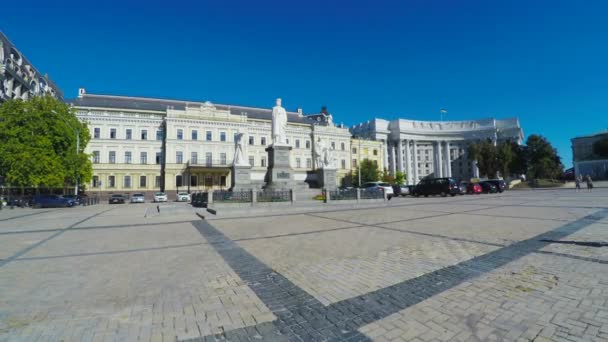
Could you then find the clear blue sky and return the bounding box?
[2,0,608,167]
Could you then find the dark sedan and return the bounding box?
[32,195,75,208]
[479,181,498,194]
[485,179,507,193]
[108,194,125,204]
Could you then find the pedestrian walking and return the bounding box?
[586,175,593,192]
[575,175,581,192]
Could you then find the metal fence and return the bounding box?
[257,190,291,202]
[360,188,384,199]
[212,190,252,203]
[329,188,357,200]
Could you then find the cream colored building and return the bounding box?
[70,90,355,197]
[350,138,385,174]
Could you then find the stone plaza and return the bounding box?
[1,189,607,341]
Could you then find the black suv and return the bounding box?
[484,179,506,193]
[413,178,460,197]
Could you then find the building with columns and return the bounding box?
[68,90,355,197]
[0,32,63,102]
[351,117,524,184]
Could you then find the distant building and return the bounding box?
[351,118,524,183]
[0,32,63,102]
[571,131,608,180]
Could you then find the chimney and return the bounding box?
[321,106,328,114]
[297,107,303,116]
[78,88,86,98]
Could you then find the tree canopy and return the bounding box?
[0,96,92,189]
[354,159,381,186]
[525,134,563,179]
[468,135,560,180]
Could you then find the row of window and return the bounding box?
[92,151,352,169]
[92,127,349,150]
[94,128,163,141]
[352,147,379,155]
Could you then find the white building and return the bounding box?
[351,117,524,184]
[69,90,354,197]
[0,32,63,102]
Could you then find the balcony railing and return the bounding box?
[187,159,233,168]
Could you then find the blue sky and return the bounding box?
[2,0,608,167]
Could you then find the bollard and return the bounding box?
[251,189,256,206]
[291,189,296,204]
[356,188,361,202]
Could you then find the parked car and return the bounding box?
[176,192,191,202]
[466,182,483,194]
[191,192,208,208]
[391,184,410,197]
[63,195,82,205]
[458,182,468,195]
[109,194,125,204]
[484,179,507,193]
[361,182,394,198]
[130,193,145,203]
[154,192,168,202]
[412,178,460,197]
[32,195,75,208]
[479,181,498,194]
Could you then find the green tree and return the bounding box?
[0,96,92,191]
[497,141,514,178]
[354,159,381,186]
[592,136,608,158]
[525,134,563,179]
[468,139,498,178]
[394,171,406,185]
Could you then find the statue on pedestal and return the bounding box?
[314,138,335,169]
[272,98,287,145]
[233,130,249,166]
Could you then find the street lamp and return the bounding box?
[51,110,80,196]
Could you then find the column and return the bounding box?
[389,143,396,176]
[445,141,452,178]
[436,141,443,177]
[396,139,404,173]
[412,141,418,183]
[382,139,389,172]
[405,140,412,185]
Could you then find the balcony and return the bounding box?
[186,159,233,168]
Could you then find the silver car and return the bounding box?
[176,192,191,202]
[153,192,167,202]
[130,193,145,203]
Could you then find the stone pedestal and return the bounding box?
[318,168,338,191]
[231,164,252,191]
[264,144,296,190]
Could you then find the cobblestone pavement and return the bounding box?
[0,190,607,341]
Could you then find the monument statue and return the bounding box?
[233,131,249,166]
[314,138,335,169]
[271,98,287,145]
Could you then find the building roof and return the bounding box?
[67,92,327,125]
[571,130,608,141]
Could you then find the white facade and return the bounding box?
[351,118,524,184]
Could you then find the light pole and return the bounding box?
[358,138,362,187]
[51,110,80,196]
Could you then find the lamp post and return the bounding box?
[51,110,80,196]
[358,138,362,187]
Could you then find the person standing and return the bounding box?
[575,175,581,192]
[586,175,593,192]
